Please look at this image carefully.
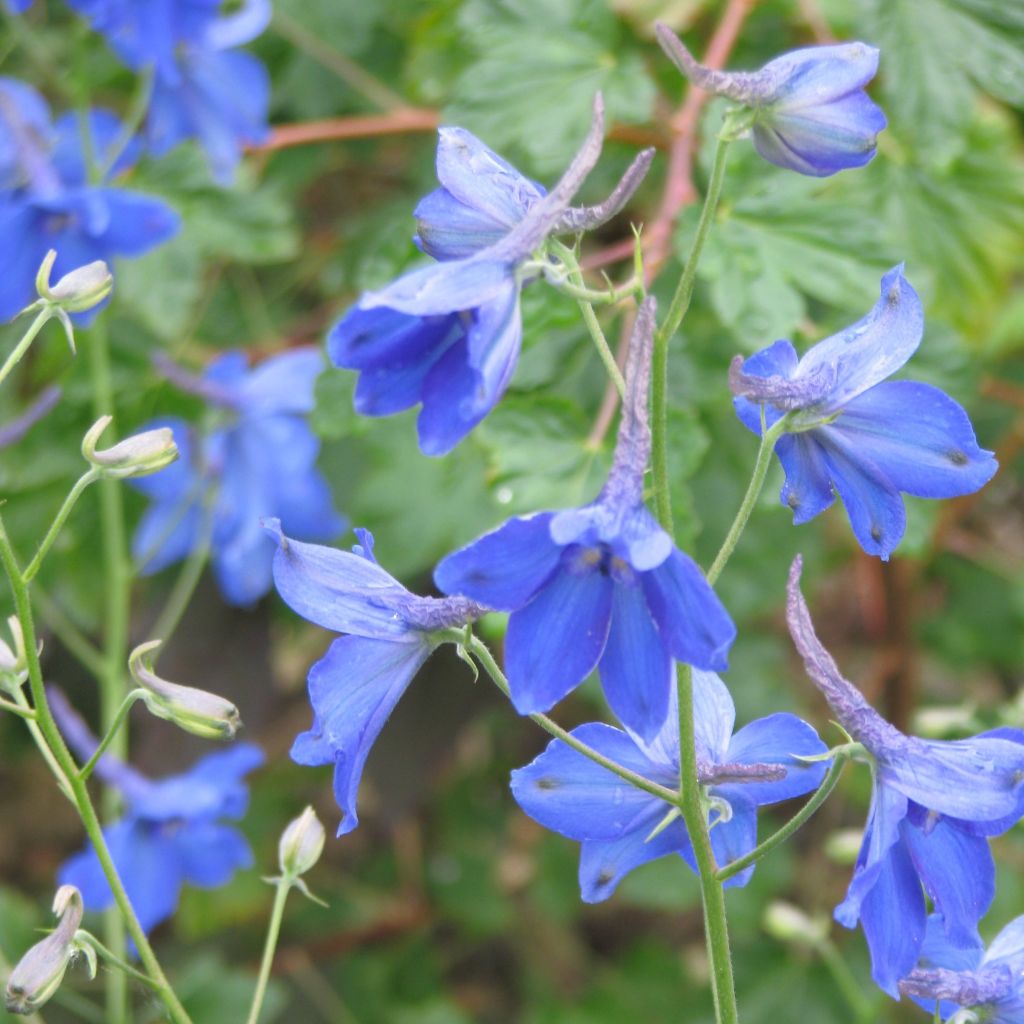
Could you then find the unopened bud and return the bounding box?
[0,617,28,693]
[82,416,178,480]
[36,250,113,313]
[279,806,326,877]
[763,901,829,947]
[5,886,83,1014]
[130,640,241,740]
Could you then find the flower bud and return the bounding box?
[0,617,29,694]
[5,886,83,1015]
[130,640,241,740]
[279,806,325,877]
[36,250,113,313]
[82,416,178,480]
[762,901,829,947]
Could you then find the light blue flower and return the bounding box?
[732,267,997,559]
[787,557,1024,997]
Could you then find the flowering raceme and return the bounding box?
[51,689,262,935]
[435,300,735,741]
[655,24,886,177]
[511,671,827,901]
[132,348,344,606]
[731,266,998,559]
[330,95,654,456]
[0,80,179,321]
[267,521,487,834]
[787,558,1024,997]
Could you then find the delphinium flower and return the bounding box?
[132,347,345,606]
[51,689,263,935]
[731,266,997,559]
[787,557,1024,997]
[655,23,887,177]
[330,95,655,456]
[0,81,179,321]
[434,299,735,741]
[511,670,828,902]
[67,0,271,183]
[901,914,1024,1022]
[266,521,488,834]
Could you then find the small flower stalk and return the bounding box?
[82,416,179,480]
[4,886,92,1015]
[129,640,241,740]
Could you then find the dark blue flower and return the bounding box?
[0,89,179,322]
[50,689,262,936]
[266,521,487,834]
[132,348,345,606]
[656,25,886,177]
[329,96,654,456]
[511,670,827,902]
[435,299,735,741]
[787,558,1024,998]
[900,914,1024,1022]
[732,267,997,559]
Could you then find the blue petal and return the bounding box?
[775,433,836,525]
[236,348,325,416]
[360,257,513,317]
[718,713,828,805]
[302,634,432,835]
[835,780,908,928]
[434,126,544,228]
[204,0,271,48]
[919,913,984,972]
[0,78,52,189]
[984,916,1024,972]
[0,199,46,319]
[765,44,881,105]
[691,670,735,764]
[710,791,758,888]
[133,499,204,576]
[831,381,998,498]
[640,550,736,671]
[598,582,673,743]
[51,109,140,184]
[858,834,926,998]
[902,811,993,949]
[551,502,672,572]
[948,728,1024,836]
[510,723,670,841]
[505,563,614,715]
[268,524,416,638]
[86,188,181,255]
[795,267,923,413]
[434,513,562,610]
[175,821,253,887]
[732,339,798,434]
[578,818,693,903]
[414,187,510,261]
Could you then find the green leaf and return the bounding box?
[116,234,204,341]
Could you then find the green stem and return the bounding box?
[0,695,37,719]
[245,877,292,1024]
[22,469,100,583]
[465,634,679,806]
[77,933,162,991]
[650,137,732,532]
[31,584,106,679]
[0,308,52,389]
[0,519,192,1024]
[706,412,790,586]
[716,755,846,883]
[77,690,146,783]
[7,682,73,798]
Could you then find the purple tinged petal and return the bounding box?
[691,670,736,764]
[775,433,836,524]
[414,187,511,261]
[359,258,513,317]
[984,917,1024,971]
[504,565,614,715]
[510,723,669,841]
[950,728,1024,837]
[598,583,673,743]
[764,44,881,106]
[640,550,736,671]
[434,513,562,610]
[710,792,758,888]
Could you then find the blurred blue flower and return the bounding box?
[656,25,886,176]
[51,688,262,936]
[787,558,1024,998]
[330,96,654,456]
[67,0,271,182]
[435,300,734,741]
[511,670,827,902]
[732,267,997,559]
[133,348,345,606]
[0,84,179,321]
[901,914,1024,1022]
[266,521,487,834]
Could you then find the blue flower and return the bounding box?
[67,0,271,183]
[655,25,886,176]
[511,670,827,902]
[787,557,1024,998]
[0,89,179,322]
[901,914,1024,1022]
[732,267,997,559]
[329,96,654,456]
[50,689,262,936]
[435,299,735,741]
[133,348,345,606]
[266,521,487,834]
